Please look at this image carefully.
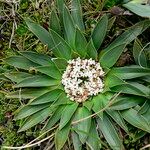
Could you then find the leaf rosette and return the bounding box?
[1,0,150,149]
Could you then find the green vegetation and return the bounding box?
[0,0,150,149]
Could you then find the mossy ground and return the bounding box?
[0,0,149,149]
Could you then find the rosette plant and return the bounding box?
[2,0,150,149]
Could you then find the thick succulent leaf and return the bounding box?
[15,104,49,120]
[43,105,65,131]
[110,65,150,79]
[111,82,150,97]
[25,18,55,49]
[86,119,101,150]
[108,16,116,31]
[106,109,128,133]
[75,28,87,57]
[50,8,61,35]
[4,56,39,70]
[92,94,108,118]
[63,6,76,47]
[121,108,150,133]
[123,2,150,18]
[71,0,85,31]
[59,103,78,129]
[55,123,70,150]
[83,100,93,111]
[52,58,67,71]
[110,96,144,110]
[6,88,53,99]
[73,107,91,144]
[92,14,108,50]
[52,92,73,106]
[86,40,98,60]
[36,65,61,79]
[72,131,82,150]
[143,106,150,123]
[138,101,150,115]
[100,43,126,68]
[20,51,52,66]
[50,29,72,60]
[133,39,147,67]
[29,89,62,105]
[14,75,60,88]
[4,72,32,83]
[100,20,150,68]
[105,73,125,88]
[56,0,65,22]
[97,114,124,150]
[103,20,150,52]
[18,107,52,132]
[142,76,150,83]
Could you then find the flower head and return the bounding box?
[62,58,105,102]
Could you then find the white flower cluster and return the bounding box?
[62,58,105,103]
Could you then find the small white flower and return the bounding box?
[62,58,104,102]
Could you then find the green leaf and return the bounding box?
[100,43,126,68]
[105,73,125,88]
[108,16,116,31]
[25,18,55,49]
[6,88,52,99]
[110,65,150,79]
[4,56,39,70]
[14,75,60,88]
[75,28,87,57]
[56,0,65,22]
[86,120,101,150]
[72,131,82,150]
[143,106,150,123]
[111,82,150,97]
[92,14,108,50]
[50,8,61,35]
[55,123,70,150]
[71,0,85,31]
[53,92,74,106]
[121,108,150,133]
[18,107,52,132]
[110,96,143,110]
[142,76,150,83]
[73,107,91,143]
[63,6,76,47]
[29,89,62,105]
[86,40,98,60]
[59,103,78,130]
[43,106,65,131]
[15,104,49,120]
[123,2,150,18]
[103,20,150,52]
[83,100,93,111]
[50,29,72,60]
[97,114,124,150]
[92,94,107,118]
[20,51,52,66]
[133,39,147,67]
[36,65,61,79]
[138,101,150,115]
[53,58,68,71]
[4,72,32,83]
[106,109,128,133]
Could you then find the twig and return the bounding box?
[72,92,120,125]
[140,144,150,150]
[2,125,58,149]
[3,133,55,149]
